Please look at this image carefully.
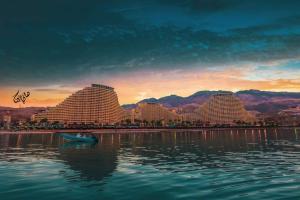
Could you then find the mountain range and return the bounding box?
[0,107,46,122]
[122,90,300,114]
[1,90,300,122]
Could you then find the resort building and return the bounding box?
[181,112,201,122]
[34,84,123,125]
[131,102,181,123]
[195,92,255,125]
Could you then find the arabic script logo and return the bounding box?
[13,90,30,104]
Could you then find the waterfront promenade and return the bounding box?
[0,126,299,134]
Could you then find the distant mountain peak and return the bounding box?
[138,98,158,104]
[123,89,300,113]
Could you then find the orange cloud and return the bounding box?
[108,68,300,104]
[0,87,71,107]
[1,68,300,107]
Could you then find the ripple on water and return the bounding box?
[1,129,300,199]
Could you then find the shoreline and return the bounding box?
[0,126,299,134]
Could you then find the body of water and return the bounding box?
[0,128,300,199]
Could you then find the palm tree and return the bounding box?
[156,120,162,127]
[125,119,131,125]
[39,118,48,129]
[151,120,155,127]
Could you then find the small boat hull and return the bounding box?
[60,133,98,143]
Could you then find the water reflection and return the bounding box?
[58,138,118,182]
[115,128,300,173]
[0,128,299,183]
[60,141,97,150]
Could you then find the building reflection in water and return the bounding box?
[0,128,299,182]
[58,135,119,182]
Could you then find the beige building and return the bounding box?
[131,103,181,123]
[34,84,123,125]
[181,112,201,122]
[195,92,255,124]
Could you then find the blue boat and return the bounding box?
[60,133,98,143]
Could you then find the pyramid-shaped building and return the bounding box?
[196,92,255,124]
[35,84,123,124]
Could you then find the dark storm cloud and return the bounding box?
[175,0,241,13]
[0,0,300,86]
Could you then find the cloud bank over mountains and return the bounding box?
[1,0,300,85]
[0,0,300,106]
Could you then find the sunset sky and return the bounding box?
[1,0,300,107]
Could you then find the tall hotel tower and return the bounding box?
[35,84,123,125]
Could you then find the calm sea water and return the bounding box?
[0,128,300,200]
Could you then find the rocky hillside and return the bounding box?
[1,90,300,121]
[0,107,46,122]
[122,90,300,113]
